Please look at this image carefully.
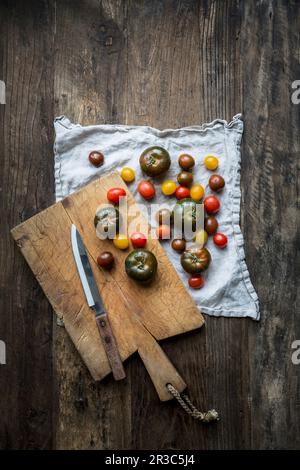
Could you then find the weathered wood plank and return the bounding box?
[242,0,300,449]
[53,0,132,450]
[125,0,250,450]
[0,0,54,449]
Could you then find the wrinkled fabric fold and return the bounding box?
[54,114,260,320]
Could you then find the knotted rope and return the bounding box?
[167,383,219,423]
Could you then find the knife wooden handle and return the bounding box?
[96,313,126,381]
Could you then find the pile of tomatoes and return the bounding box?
[90,145,228,290]
[142,152,228,289]
[174,156,228,288]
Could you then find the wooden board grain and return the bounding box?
[11,171,203,399]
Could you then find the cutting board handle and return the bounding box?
[138,334,186,401]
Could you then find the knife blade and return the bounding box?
[71,224,126,381]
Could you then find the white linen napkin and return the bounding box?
[54,114,259,320]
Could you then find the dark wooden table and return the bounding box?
[1,0,299,450]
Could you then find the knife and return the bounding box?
[71,224,126,381]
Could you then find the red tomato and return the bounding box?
[213,232,228,248]
[138,180,156,200]
[156,224,171,240]
[204,195,220,214]
[188,274,205,289]
[130,232,147,248]
[107,187,126,204]
[175,186,190,200]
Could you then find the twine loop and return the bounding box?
[167,383,219,423]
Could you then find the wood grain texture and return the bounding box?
[1,0,300,450]
[126,0,249,450]
[53,0,132,449]
[242,1,300,449]
[0,0,54,449]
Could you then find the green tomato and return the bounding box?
[181,247,211,274]
[125,249,158,283]
[140,146,171,177]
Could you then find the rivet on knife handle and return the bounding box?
[95,313,126,381]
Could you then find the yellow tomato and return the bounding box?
[193,229,208,247]
[113,234,129,250]
[204,155,219,171]
[121,167,135,183]
[190,184,204,201]
[161,179,177,196]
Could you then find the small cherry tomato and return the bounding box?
[204,216,218,235]
[193,229,208,247]
[121,167,135,183]
[188,274,205,289]
[178,154,195,170]
[130,232,147,248]
[113,234,129,250]
[175,186,190,200]
[213,233,228,248]
[88,151,104,167]
[156,224,171,240]
[156,208,172,225]
[204,155,219,171]
[190,184,204,202]
[138,180,156,200]
[209,174,225,192]
[107,187,126,204]
[97,251,114,270]
[177,171,193,186]
[161,179,177,196]
[171,238,186,252]
[204,195,220,214]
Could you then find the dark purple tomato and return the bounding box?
[97,251,114,269]
[89,151,104,167]
[209,174,225,192]
[177,171,193,186]
[171,238,186,253]
[204,216,218,235]
[178,154,195,170]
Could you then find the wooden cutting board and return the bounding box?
[11,171,204,400]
